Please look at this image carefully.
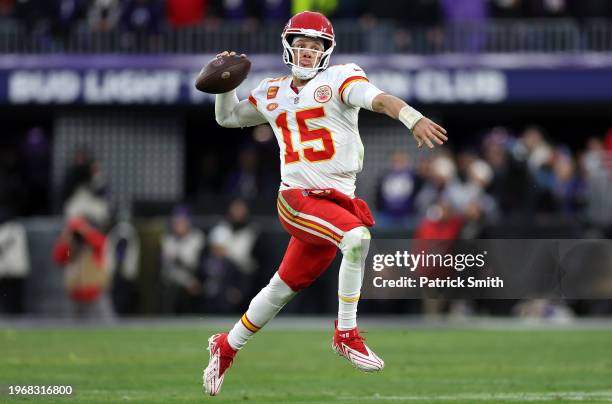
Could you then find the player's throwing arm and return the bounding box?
[196,51,448,149]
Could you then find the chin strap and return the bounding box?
[291,65,318,80]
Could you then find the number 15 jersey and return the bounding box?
[248,63,377,197]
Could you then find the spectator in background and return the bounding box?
[208,0,260,23]
[209,199,258,276]
[386,0,442,53]
[359,2,412,53]
[482,127,533,215]
[0,0,15,18]
[440,0,488,52]
[581,133,612,229]
[414,199,464,240]
[454,149,478,182]
[166,0,204,28]
[446,158,496,216]
[161,205,205,314]
[60,158,113,317]
[120,0,164,50]
[604,128,612,155]
[581,135,612,179]
[62,148,107,205]
[261,0,290,22]
[521,126,554,177]
[0,218,30,314]
[581,136,605,175]
[441,0,488,22]
[404,0,443,52]
[88,0,120,32]
[62,149,111,229]
[52,216,114,321]
[522,0,572,50]
[105,219,140,315]
[204,199,259,313]
[415,152,457,216]
[519,127,563,214]
[50,0,87,42]
[416,153,497,235]
[413,156,497,316]
[413,199,464,316]
[527,0,569,18]
[445,158,498,238]
[292,0,337,16]
[549,149,585,217]
[375,151,419,227]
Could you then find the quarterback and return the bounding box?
[204,11,447,396]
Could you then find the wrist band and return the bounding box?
[398,105,424,130]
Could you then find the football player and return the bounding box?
[204,11,447,396]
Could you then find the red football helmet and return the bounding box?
[281,11,336,80]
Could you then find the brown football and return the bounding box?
[195,54,251,94]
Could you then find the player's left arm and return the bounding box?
[345,79,447,148]
[372,93,447,148]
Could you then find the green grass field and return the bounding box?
[2,324,612,403]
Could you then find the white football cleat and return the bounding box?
[203,333,237,396]
[332,321,384,372]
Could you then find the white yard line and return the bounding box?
[2,316,612,330]
[338,391,612,401]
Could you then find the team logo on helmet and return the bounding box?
[267,102,279,111]
[314,85,332,103]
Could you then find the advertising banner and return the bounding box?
[1,54,612,105]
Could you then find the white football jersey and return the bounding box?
[248,63,370,196]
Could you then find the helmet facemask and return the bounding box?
[282,34,334,80]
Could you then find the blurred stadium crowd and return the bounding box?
[4,0,612,31]
[2,122,611,319]
[377,126,612,230]
[2,123,611,223]
[0,0,612,53]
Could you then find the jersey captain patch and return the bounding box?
[314,85,332,103]
[267,86,280,99]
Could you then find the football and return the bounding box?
[195,54,251,94]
